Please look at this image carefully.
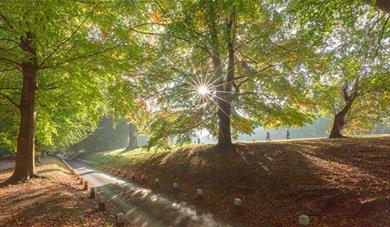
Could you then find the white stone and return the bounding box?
[196,189,203,196]
[233,198,242,206]
[173,182,178,188]
[298,215,310,225]
[155,178,159,183]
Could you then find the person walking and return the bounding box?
[266,131,271,141]
[286,130,291,139]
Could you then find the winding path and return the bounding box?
[0,159,14,171]
[66,159,230,227]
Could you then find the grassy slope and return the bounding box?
[79,137,390,226]
[0,157,117,226]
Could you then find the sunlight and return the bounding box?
[197,85,210,96]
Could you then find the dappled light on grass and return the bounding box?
[86,137,390,226]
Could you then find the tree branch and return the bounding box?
[234,60,297,81]
[234,34,269,50]
[366,0,390,13]
[39,4,99,68]
[0,13,14,30]
[0,87,21,91]
[125,25,164,36]
[0,57,21,67]
[376,15,389,49]
[41,45,119,69]
[0,38,20,45]
[0,93,19,109]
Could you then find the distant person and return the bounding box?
[197,138,201,144]
[286,130,291,139]
[266,131,271,141]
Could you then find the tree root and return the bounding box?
[0,172,41,187]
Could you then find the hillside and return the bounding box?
[78,137,390,226]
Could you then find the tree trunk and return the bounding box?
[126,124,137,150]
[3,32,38,184]
[216,11,235,148]
[207,5,235,149]
[216,93,232,147]
[212,53,233,148]
[329,101,353,138]
[366,0,390,13]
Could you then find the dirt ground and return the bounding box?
[0,157,118,227]
[90,137,390,226]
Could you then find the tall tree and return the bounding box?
[126,124,138,150]
[292,0,390,137]
[131,0,315,148]
[0,0,142,184]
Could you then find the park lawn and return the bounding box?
[77,136,390,226]
[0,157,117,227]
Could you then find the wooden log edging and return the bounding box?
[59,157,76,176]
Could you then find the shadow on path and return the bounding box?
[67,159,231,227]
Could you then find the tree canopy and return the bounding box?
[0,0,147,182]
[0,0,389,183]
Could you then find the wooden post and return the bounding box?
[115,212,125,227]
[90,187,95,199]
[83,181,88,190]
[98,197,105,211]
[95,190,101,200]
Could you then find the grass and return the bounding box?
[77,144,209,168]
[0,157,117,226]
[77,136,390,226]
